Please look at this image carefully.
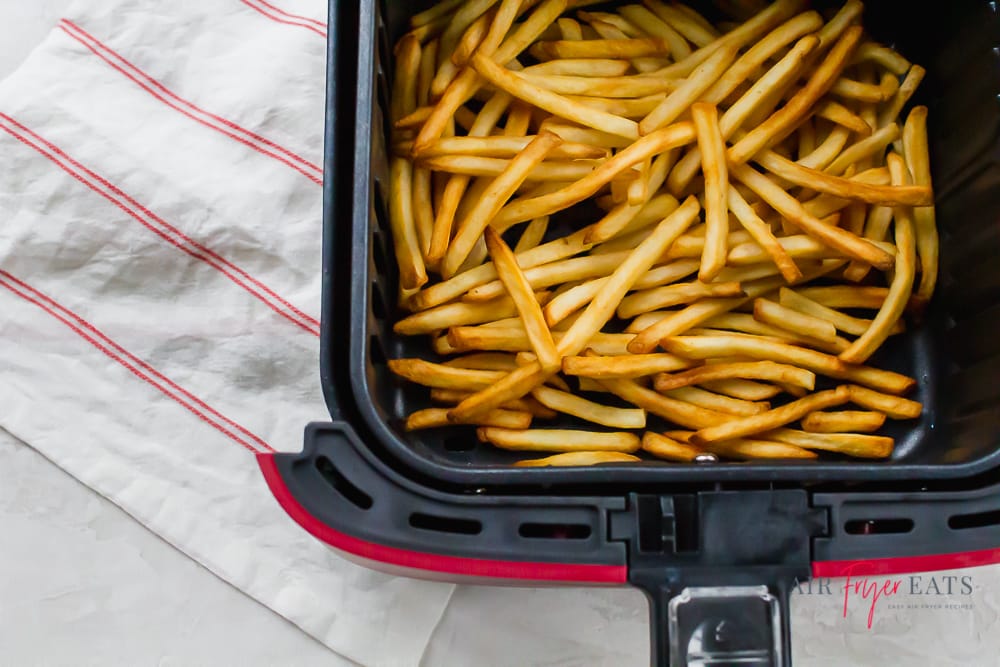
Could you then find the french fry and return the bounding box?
[472,53,639,139]
[447,326,634,355]
[753,298,838,343]
[516,451,642,466]
[617,281,745,320]
[902,106,937,308]
[406,407,532,431]
[477,426,641,452]
[414,135,607,159]
[802,410,886,433]
[701,378,783,401]
[641,431,706,462]
[778,287,872,336]
[484,226,560,370]
[531,385,646,429]
[691,386,850,444]
[598,375,726,429]
[763,428,894,459]
[395,292,550,335]
[731,163,895,270]
[846,384,922,419]
[727,186,801,281]
[840,154,917,364]
[562,352,695,379]
[664,385,769,416]
[815,100,871,136]
[441,353,519,371]
[494,122,697,229]
[707,438,819,460]
[728,26,863,165]
[639,45,738,134]
[878,65,926,130]
[442,132,562,277]
[853,42,910,76]
[514,216,550,253]
[530,37,672,59]
[795,285,889,309]
[389,358,506,390]
[523,58,631,77]
[654,361,815,393]
[555,196,702,356]
[825,123,900,176]
[690,103,730,281]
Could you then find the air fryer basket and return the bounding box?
[273,1,1000,664]
[337,0,1000,486]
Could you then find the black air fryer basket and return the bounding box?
[259,1,1000,664]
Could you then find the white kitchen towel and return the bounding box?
[0,1,456,665]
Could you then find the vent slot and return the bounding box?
[370,281,387,321]
[948,508,1000,530]
[844,518,914,535]
[315,456,373,510]
[409,512,482,535]
[519,522,591,540]
[369,334,387,365]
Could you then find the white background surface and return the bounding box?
[3,3,1000,666]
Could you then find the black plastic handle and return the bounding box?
[638,579,793,666]
[618,491,826,666]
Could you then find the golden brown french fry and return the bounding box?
[466,250,631,302]
[515,451,642,466]
[728,26,862,165]
[640,45,738,134]
[441,353,519,371]
[519,72,679,98]
[802,410,886,433]
[709,438,819,460]
[701,378,783,401]
[557,16,583,40]
[477,426,641,452]
[796,125,851,170]
[840,154,917,364]
[411,0,466,28]
[763,428,894,458]
[691,386,850,444]
[664,386,769,416]
[395,292,550,335]
[753,298,838,343]
[389,158,428,290]
[422,155,604,181]
[727,186,801,281]
[626,274,786,353]
[814,99,871,136]
[555,196,702,357]
[492,122,696,228]
[562,352,695,379]
[641,431,706,462]
[450,12,491,69]
[389,358,506,390]
[617,281,745,320]
[530,37,672,60]
[845,384,922,419]
[472,53,639,139]
[514,216,550,253]
[523,58,631,77]
[442,132,562,277]
[878,65,925,129]
[730,163,895,270]
[414,135,607,159]
[778,287,872,336]
[753,149,932,206]
[825,123,899,176]
[413,225,595,310]
[432,389,559,419]
[531,385,646,429]
[795,285,889,309]
[447,327,635,355]
[406,407,532,431]
[830,76,893,103]
[690,103,729,281]
[484,226,560,370]
[597,375,727,429]
[541,121,634,148]
[902,106,937,308]
[654,361,815,393]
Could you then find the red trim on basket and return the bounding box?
[240,0,327,37]
[58,20,323,184]
[0,113,320,337]
[812,547,1000,577]
[257,453,629,583]
[0,270,275,454]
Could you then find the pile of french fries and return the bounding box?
[385,0,936,467]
